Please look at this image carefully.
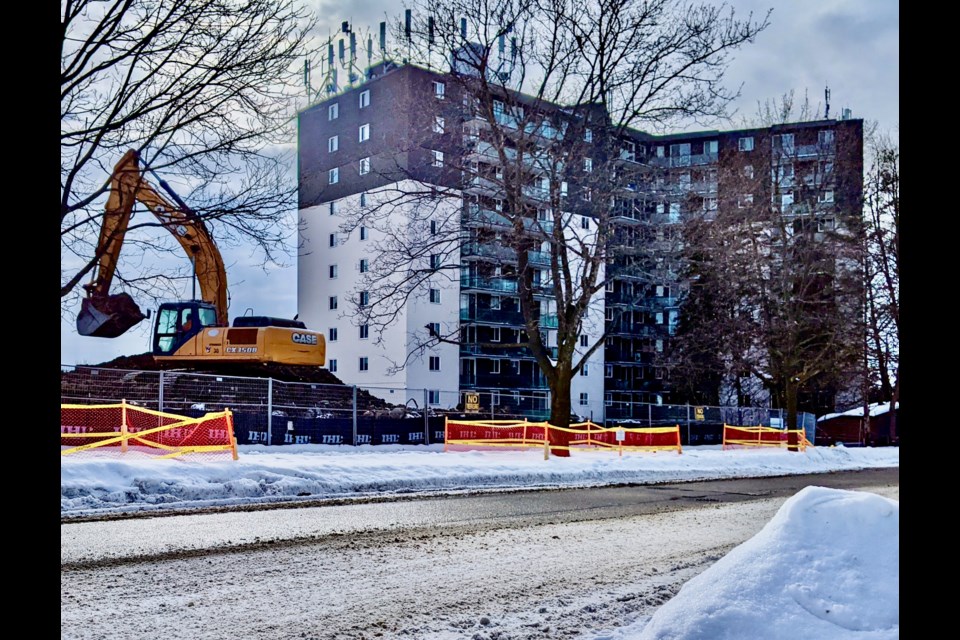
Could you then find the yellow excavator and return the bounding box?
[77,150,325,367]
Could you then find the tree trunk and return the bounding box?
[785,378,800,452]
[549,374,572,457]
[888,367,898,444]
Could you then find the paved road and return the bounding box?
[62,468,898,565]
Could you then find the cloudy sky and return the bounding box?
[60,0,899,367]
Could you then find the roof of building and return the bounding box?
[818,402,899,422]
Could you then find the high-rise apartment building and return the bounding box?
[297,61,863,419]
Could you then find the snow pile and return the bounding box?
[617,486,899,640]
[61,444,899,517]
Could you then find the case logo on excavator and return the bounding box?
[292,332,318,345]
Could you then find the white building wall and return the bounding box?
[298,182,460,408]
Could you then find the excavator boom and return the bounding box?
[77,150,228,337]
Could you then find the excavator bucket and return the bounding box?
[77,293,147,338]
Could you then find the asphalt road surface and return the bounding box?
[61,468,898,640]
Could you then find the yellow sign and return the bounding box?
[694,406,705,421]
[465,393,480,412]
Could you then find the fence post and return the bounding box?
[121,398,129,453]
[685,404,691,446]
[648,402,652,427]
[267,377,273,446]
[352,385,358,446]
[158,371,164,413]
[423,388,429,445]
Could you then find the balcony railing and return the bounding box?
[462,241,517,262]
[460,275,519,293]
[460,307,525,325]
[648,152,718,168]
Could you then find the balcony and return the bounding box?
[460,274,518,294]
[648,152,718,168]
[463,176,503,196]
[460,307,525,325]
[462,205,554,234]
[462,241,517,262]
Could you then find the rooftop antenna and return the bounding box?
[379,21,386,54]
[824,85,831,119]
[428,16,435,69]
[460,17,467,39]
[404,9,412,63]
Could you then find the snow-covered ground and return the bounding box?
[61,443,898,517]
[61,445,899,639]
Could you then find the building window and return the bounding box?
[819,130,835,145]
[328,103,339,120]
[429,288,441,304]
[329,359,338,373]
[495,166,504,180]
[491,327,501,342]
[491,359,501,374]
[429,356,441,371]
[743,164,754,179]
[329,233,337,247]
[427,322,441,337]
[580,363,589,376]
[329,327,338,342]
[360,324,369,339]
[329,264,338,279]
[430,220,438,235]
[605,308,613,321]
[738,136,754,151]
[819,190,835,203]
[360,226,368,240]
[781,191,794,208]
[656,339,664,352]
[329,201,337,216]
[560,181,568,197]
[359,291,369,307]
[605,280,615,293]
[495,198,503,211]
[605,364,613,378]
[655,368,664,379]
[359,357,369,371]
[428,389,441,405]
[430,254,441,269]
[581,216,590,229]
[738,194,754,208]
[329,296,338,310]
[360,192,367,207]
[359,89,370,109]
[359,258,369,273]
[584,157,593,173]
[490,295,501,310]
[432,81,445,99]
[605,392,612,407]
[328,135,339,153]
[584,128,592,142]
[359,157,370,175]
[433,116,445,134]
[432,150,444,167]
[359,123,370,142]
[328,167,339,184]
[656,312,664,324]
[579,392,589,406]
[774,133,795,152]
[579,334,589,347]
[510,359,520,374]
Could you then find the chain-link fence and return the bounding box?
[61,365,815,447]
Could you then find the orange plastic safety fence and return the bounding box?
[722,424,810,452]
[443,419,681,454]
[61,400,238,460]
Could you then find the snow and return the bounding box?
[602,486,899,640]
[819,401,899,422]
[60,443,898,518]
[61,445,898,639]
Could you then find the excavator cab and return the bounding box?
[153,301,219,355]
[77,292,148,338]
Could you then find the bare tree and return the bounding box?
[670,107,865,429]
[61,0,315,315]
[334,0,769,454]
[863,132,899,439]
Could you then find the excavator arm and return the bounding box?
[77,149,229,338]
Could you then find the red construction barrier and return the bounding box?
[722,424,811,452]
[61,400,238,460]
